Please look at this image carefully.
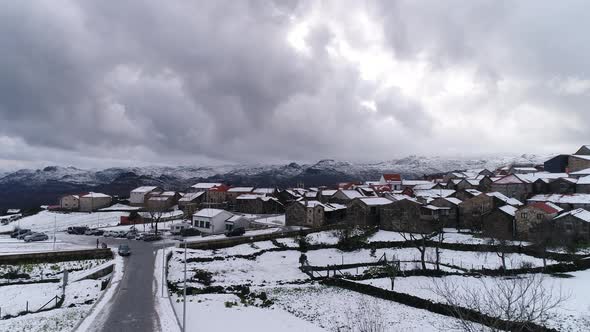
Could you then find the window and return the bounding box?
[537,214,543,220]
[565,221,573,231]
[225,224,233,231]
[205,221,211,229]
[370,207,377,215]
[521,213,528,219]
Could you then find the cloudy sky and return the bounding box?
[0,0,589,171]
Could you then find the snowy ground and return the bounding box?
[0,210,129,233]
[269,285,484,332]
[0,234,92,255]
[0,258,110,283]
[0,257,114,332]
[358,272,590,332]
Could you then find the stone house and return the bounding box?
[146,191,180,211]
[285,201,346,228]
[235,195,284,214]
[342,197,392,228]
[129,186,163,206]
[380,198,427,232]
[319,190,338,203]
[206,184,230,205]
[276,189,302,204]
[547,178,577,194]
[490,174,532,202]
[60,194,81,210]
[79,192,112,212]
[331,189,365,204]
[482,205,517,240]
[514,202,561,240]
[528,194,590,211]
[569,145,590,172]
[226,187,254,208]
[552,208,590,243]
[178,192,206,216]
[575,175,590,194]
[454,189,482,202]
[458,193,503,230]
[430,197,462,228]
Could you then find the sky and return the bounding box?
[0,0,589,171]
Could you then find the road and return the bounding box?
[72,235,174,332]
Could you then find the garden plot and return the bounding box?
[168,250,309,288]
[171,293,325,332]
[269,285,486,331]
[358,272,590,332]
[304,247,554,270]
[0,259,110,283]
[0,306,90,332]
[0,235,90,255]
[0,210,129,233]
[305,231,341,245]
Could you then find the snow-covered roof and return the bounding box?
[6,209,20,214]
[555,208,590,223]
[338,190,364,199]
[321,190,337,196]
[494,174,529,184]
[99,203,141,211]
[486,192,523,206]
[577,175,590,185]
[525,202,562,214]
[413,189,455,198]
[359,197,394,206]
[191,183,222,189]
[228,187,254,193]
[82,192,111,198]
[401,180,432,186]
[499,205,517,217]
[179,192,205,202]
[386,194,419,203]
[423,205,450,211]
[324,203,346,211]
[571,155,590,161]
[193,208,229,218]
[528,194,590,205]
[570,168,590,176]
[444,197,463,206]
[465,189,482,196]
[236,194,265,200]
[253,188,276,194]
[131,186,159,193]
[413,183,436,190]
[227,215,245,222]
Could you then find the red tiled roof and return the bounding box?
[209,184,230,192]
[382,174,401,181]
[529,202,559,214]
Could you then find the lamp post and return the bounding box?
[183,240,187,332]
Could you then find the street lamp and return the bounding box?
[183,240,187,332]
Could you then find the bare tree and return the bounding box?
[399,232,429,270]
[147,205,165,234]
[486,238,511,271]
[431,274,569,332]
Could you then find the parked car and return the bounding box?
[17,230,34,240]
[180,228,201,237]
[92,229,105,236]
[103,231,116,237]
[118,244,131,256]
[116,231,128,238]
[24,233,49,242]
[125,231,137,239]
[67,226,89,235]
[225,227,246,237]
[135,233,145,241]
[143,233,162,242]
[11,228,31,238]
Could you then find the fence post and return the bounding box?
[26,301,28,313]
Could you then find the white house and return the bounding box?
[379,174,402,190]
[192,208,233,234]
[130,186,163,206]
[79,192,112,212]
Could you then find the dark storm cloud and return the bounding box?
[0,0,589,170]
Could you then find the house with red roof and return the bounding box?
[515,202,563,240]
[379,173,402,190]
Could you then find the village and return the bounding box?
[3,146,590,332]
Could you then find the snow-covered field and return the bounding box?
[0,235,92,255]
[305,247,554,270]
[269,285,484,331]
[0,257,114,332]
[0,210,129,233]
[358,272,590,332]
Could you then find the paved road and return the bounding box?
[72,235,174,332]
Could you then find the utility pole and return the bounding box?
[53,215,57,251]
[161,247,165,297]
[183,241,187,332]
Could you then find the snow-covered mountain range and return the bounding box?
[0,154,551,210]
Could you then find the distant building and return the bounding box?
[189,183,223,192]
[146,191,180,211]
[379,174,402,190]
[235,194,284,214]
[60,194,81,210]
[482,205,517,240]
[544,155,569,173]
[346,197,394,228]
[178,192,206,216]
[79,192,112,212]
[515,202,562,240]
[226,187,254,207]
[490,175,532,202]
[285,200,346,227]
[130,186,163,206]
[553,208,590,243]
